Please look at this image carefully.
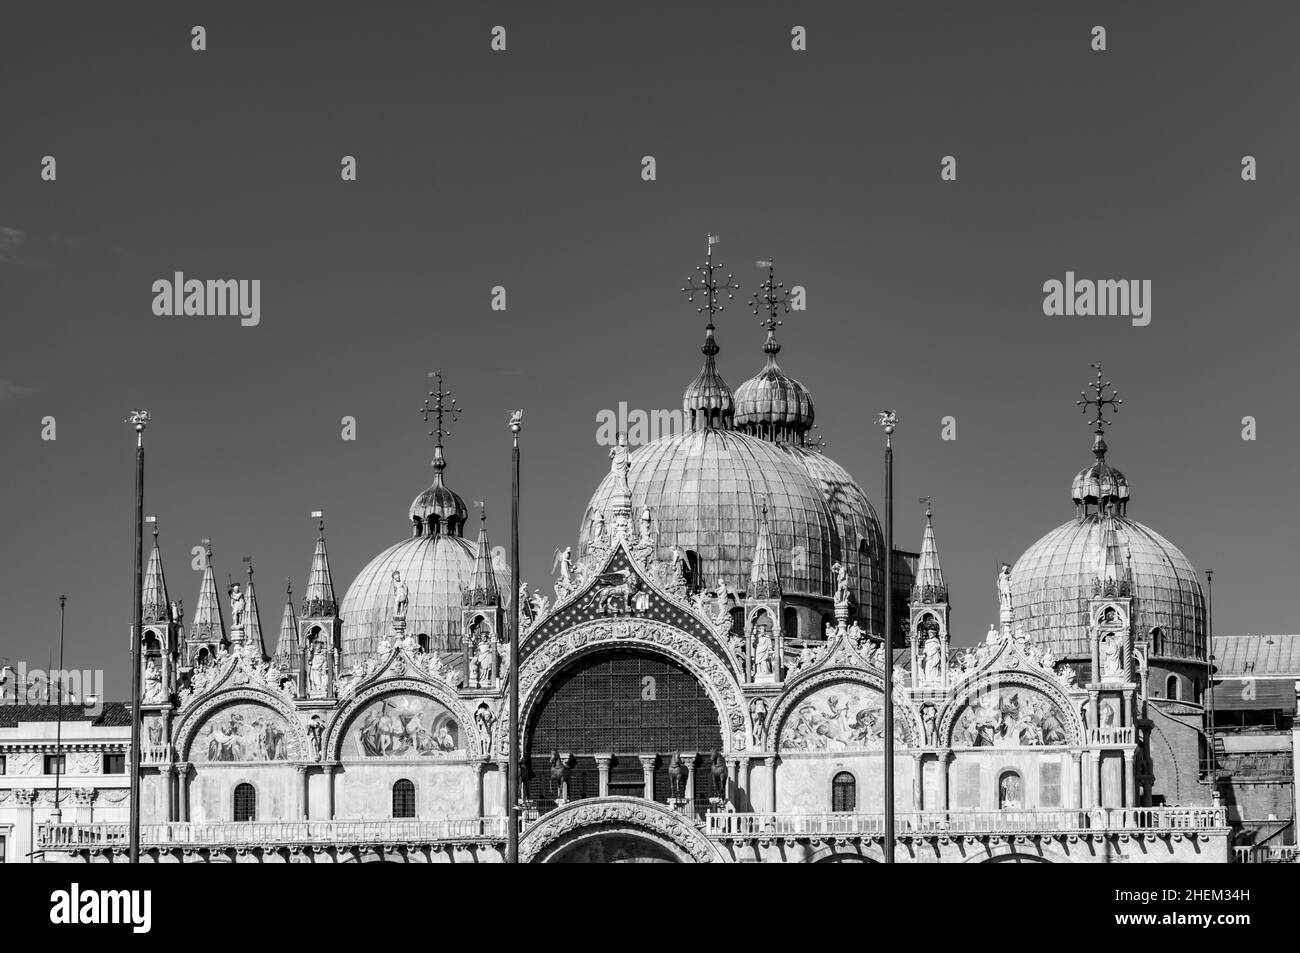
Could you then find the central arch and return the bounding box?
[519,797,724,863]
[525,647,724,813]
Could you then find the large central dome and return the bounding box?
[581,428,840,600]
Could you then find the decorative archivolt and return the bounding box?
[517,617,748,753]
[769,668,923,754]
[937,669,1085,750]
[322,675,482,763]
[173,684,309,763]
[517,796,722,864]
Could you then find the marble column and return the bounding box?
[474,762,486,818]
[176,762,191,822]
[13,789,37,863]
[594,755,612,798]
[726,759,739,807]
[1071,751,1084,810]
[683,752,697,804]
[912,753,924,811]
[1122,749,1136,807]
[1094,751,1104,808]
[765,756,778,813]
[739,757,752,812]
[639,755,657,800]
[939,752,952,811]
[296,765,309,820]
[326,763,338,820]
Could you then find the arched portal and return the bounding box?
[526,649,723,814]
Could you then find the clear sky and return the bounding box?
[2,1,1296,699]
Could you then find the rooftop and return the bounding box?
[1213,635,1300,677]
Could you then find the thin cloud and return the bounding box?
[0,226,29,265]
[0,379,36,401]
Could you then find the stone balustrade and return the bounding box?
[1087,726,1136,745]
[706,806,1227,838]
[39,817,507,850]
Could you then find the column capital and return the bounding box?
[13,788,38,806]
[593,753,613,768]
[294,763,308,775]
[638,754,657,770]
[764,755,777,768]
[1069,749,1084,763]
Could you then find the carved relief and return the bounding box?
[518,798,720,864]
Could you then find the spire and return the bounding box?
[189,538,226,646]
[911,498,948,603]
[681,235,738,431]
[274,577,300,673]
[1095,502,1132,597]
[411,371,469,537]
[464,503,501,606]
[241,559,267,659]
[141,520,170,625]
[301,513,338,617]
[748,500,782,598]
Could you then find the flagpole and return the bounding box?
[52,595,67,824]
[880,412,896,864]
[126,410,150,864]
[507,411,522,863]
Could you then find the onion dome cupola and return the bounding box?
[1010,366,1205,663]
[680,235,738,431]
[734,260,815,443]
[410,374,469,537]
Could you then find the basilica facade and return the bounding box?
[40,245,1230,863]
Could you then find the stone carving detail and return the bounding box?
[938,672,1083,750]
[323,677,479,763]
[517,798,719,864]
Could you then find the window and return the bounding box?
[783,607,798,639]
[392,779,416,818]
[44,755,66,776]
[831,772,857,812]
[233,783,256,822]
[1165,675,1180,701]
[103,753,126,774]
[0,755,6,775]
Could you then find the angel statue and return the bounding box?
[508,409,523,431]
[609,431,631,493]
[553,546,575,589]
[391,570,409,621]
[519,581,536,626]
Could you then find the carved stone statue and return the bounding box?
[307,641,329,697]
[753,625,774,676]
[985,624,1000,645]
[549,750,572,801]
[997,563,1013,611]
[639,506,652,543]
[921,636,943,683]
[1100,633,1123,678]
[306,714,324,760]
[609,431,631,491]
[592,509,606,540]
[228,583,245,629]
[749,698,769,748]
[475,636,498,687]
[474,703,495,758]
[832,561,852,607]
[667,752,688,799]
[555,546,574,589]
[921,703,938,745]
[391,571,409,621]
[142,659,164,703]
[709,750,728,800]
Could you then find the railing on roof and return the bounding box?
[38,817,508,850]
[706,806,1227,838]
[1233,845,1299,863]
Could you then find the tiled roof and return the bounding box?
[1213,635,1300,677]
[0,702,130,727]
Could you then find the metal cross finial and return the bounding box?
[681,234,739,326]
[750,259,791,332]
[1077,363,1122,433]
[919,496,932,519]
[421,370,462,449]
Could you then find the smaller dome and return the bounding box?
[682,324,734,429]
[1071,433,1130,514]
[734,328,814,440]
[409,446,468,537]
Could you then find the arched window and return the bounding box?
[412,516,424,537]
[832,772,856,812]
[998,771,1022,810]
[783,607,798,640]
[684,551,701,590]
[417,633,431,652]
[729,607,745,640]
[1165,674,1180,700]
[392,779,416,818]
[233,782,256,822]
